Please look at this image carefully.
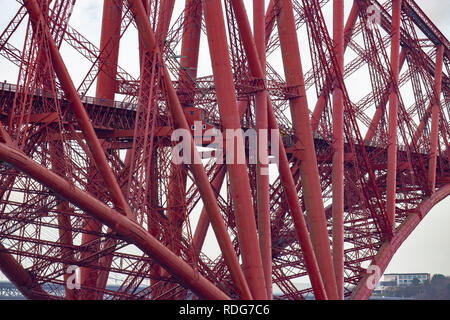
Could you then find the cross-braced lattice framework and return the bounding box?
[0,0,448,300]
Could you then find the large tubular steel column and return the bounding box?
[155,0,175,48]
[148,153,163,297]
[428,44,444,193]
[96,0,122,100]
[82,0,123,299]
[275,0,338,299]
[191,166,227,255]
[161,1,189,298]
[0,143,230,300]
[268,109,327,300]
[231,0,327,300]
[332,0,344,300]
[386,0,402,232]
[23,0,133,220]
[178,0,202,103]
[155,0,179,260]
[190,100,256,257]
[409,102,433,147]
[364,48,406,143]
[49,141,76,300]
[203,0,266,299]
[254,0,272,300]
[310,0,359,131]
[135,0,162,295]
[79,201,102,299]
[166,0,201,255]
[191,91,255,257]
[127,0,252,300]
[0,242,50,300]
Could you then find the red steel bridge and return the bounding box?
[0,0,448,300]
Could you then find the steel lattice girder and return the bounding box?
[0,0,448,300]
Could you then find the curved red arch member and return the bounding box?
[350,184,450,300]
[0,0,447,301]
[0,141,231,300]
[0,242,50,299]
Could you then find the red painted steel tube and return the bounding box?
[192,165,226,256]
[409,102,433,147]
[231,0,327,300]
[203,0,266,299]
[155,0,175,49]
[148,153,163,296]
[331,0,344,300]
[386,0,402,232]
[127,0,252,300]
[0,142,231,300]
[191,102,250,255]
[96,243,115,299]
[364,48,406,142]
[79,190,102,299]
[191,100,257,256]
[311,0,359,131]
[96,0,122,100]
[166,0,200,259]
[0,242,50,300]
[275,0,338,300]
[49,142,76,300]
[178,0,202,105]
[343,0,360,45]
[86,1,124,298]
[157,0,181,273]
[253,0,272,300]
[96,152,135,300]
[265,0,276,44]
[351,184,450,300]
[162,28,255,302]
[23,0,133,220]
[428,44,444,193]
[268,107,327,300]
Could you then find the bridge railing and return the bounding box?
[0,81,138,111]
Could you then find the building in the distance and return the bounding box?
[383,273,430,286]
[372,273,431,296]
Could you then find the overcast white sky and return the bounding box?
[0,0,448,286]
